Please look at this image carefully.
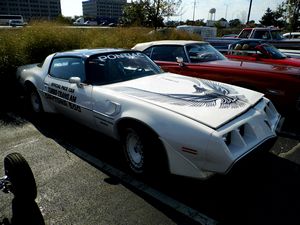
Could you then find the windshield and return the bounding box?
[87,52,162,85]
[185,43,227,63]
[262,44,287,59]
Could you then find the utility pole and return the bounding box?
[225,4,228,20]
[246,0,253,24]
[154,0,160,30]
[192,0,196,21]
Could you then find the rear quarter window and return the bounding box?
[49,57,85,81]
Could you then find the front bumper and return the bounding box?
[226,136,278,175]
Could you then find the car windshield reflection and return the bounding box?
[263,44,287,59]
[186,43,227,63]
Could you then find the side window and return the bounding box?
[143,48,153,57]
[151,46,188,62]
[239,30,251,38]
[49,57,85,81]
[86,58,106,84]
[253,31,271,40]
[86,57,126,85]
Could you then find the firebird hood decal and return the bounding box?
[108,74,264,128]
[115,80,247,109]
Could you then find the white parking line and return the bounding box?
[68,145,218,225]
[278,131,300,140]
[9,138,39,149]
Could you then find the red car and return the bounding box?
[132,40,300,115]
[226,39,300,67]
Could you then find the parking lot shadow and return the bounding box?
[159,152,300,225]
[15,112,300,225]
[8,197,45,225]
[0,76,298,225]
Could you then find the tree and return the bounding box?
[279,0,300,31]
[122,0,182,28]
[185,19,205,26]
[121,1,151,27]
[55,15,72,25]
[260,8,277,26]
[157,0,182,19]
[219,18,227,22]
[229,18,241,28]
[194,19,205,26]
[260,7,286,28]
[260,1,299,30]
[247,20,256,27]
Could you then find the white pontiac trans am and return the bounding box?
[16,48,282,179]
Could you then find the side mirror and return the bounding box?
[176,57,185,67]
[69,77,83,87]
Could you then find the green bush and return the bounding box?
[0,22,200,110]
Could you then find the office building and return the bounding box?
[82,0,126,22]
[0,0,61,21]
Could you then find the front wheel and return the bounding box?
[4,152,37,200]
[121,126,168,176]
[123,128,146,174]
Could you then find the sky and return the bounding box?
[60,0,284,23]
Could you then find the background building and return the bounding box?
[82,0,126,23]
[0,0,61,21]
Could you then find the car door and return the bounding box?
[147,44,233,82]
[44,57,94,128]
[84,54,126,136]
[227,53,257,62]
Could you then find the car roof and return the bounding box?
[250,27,281,31]
[54,48,135,58]
[284,32,300,34]
[133,40,207,51]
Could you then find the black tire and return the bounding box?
[4,153,37,200]
[121,125,168,176]
[28,87,43,113]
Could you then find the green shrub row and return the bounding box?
[0,22,200,108]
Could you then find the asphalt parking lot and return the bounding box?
[0,111,299,225]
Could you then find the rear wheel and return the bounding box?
[28,87,43,113]
[4,153,37,200]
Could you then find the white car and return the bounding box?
[283,32,300,39]
[8,20,26,27]
[16,49,282,179]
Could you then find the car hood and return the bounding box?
[107,73,264,129]
[204,59,300,75]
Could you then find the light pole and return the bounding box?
[246,0,253,24]
[192,0,196,21]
